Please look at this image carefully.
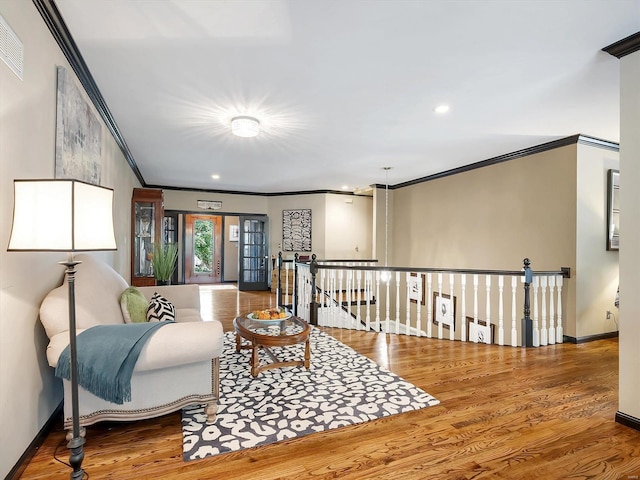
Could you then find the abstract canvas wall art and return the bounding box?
[55,66,102,185]
[282,209,312,252]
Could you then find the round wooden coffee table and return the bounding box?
[233,315,311,377]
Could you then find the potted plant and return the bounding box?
[152,243,178,285]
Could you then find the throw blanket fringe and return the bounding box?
[55,322,171,404]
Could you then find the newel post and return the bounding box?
[521,258,534,347]
[293,253,299,316]
[309,254,318,326]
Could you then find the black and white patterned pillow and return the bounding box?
[146,292,175,322]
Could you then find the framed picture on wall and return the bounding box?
[409,273,425,305]
[466,317,494,344]
[607,169,620,251]
[229,224,239,242]
[432,292,456,331]
[282,209,312,252]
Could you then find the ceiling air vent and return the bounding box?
[0,14,24,80]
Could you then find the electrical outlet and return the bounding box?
[606,310,612,319]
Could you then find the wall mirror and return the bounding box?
[607,169,620,251]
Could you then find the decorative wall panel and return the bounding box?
[282,209,311,252]
[55,66,102,185]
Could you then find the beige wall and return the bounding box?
[164,189,373,267]
[391,145,581,336]
[0,2,138,477]
[223,216,239,281]
[324,194,373,259]
[162,189,268,215]
[618,48,640,421]
[575,144,620,337]
[392,145,577,271]
[267,194,326,259]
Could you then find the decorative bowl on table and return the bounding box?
[247,307,292,322]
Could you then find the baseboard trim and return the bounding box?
[615,411,640,431]
[6,401,63,480]
[563,331,619,344]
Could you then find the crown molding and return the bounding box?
[33,0,145,186]
[603,31,640,58]
[391,134,618,190]
[154,184,370,197]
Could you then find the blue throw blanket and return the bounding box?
[55,322,171,405]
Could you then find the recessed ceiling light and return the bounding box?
[434,104,450,114]
[341,185,349,190]
[211,174,220,180]
[231,116,260,137]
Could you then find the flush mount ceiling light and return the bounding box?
[434,104,450,114]
[231,116,260,137]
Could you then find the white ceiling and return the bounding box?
[54,0,640,194]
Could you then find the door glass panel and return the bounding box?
[243,219,265,283]
[194,219,213,274]
[238,215,268,291]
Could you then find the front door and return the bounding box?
[238,216,269,291]
[185,214,222,284]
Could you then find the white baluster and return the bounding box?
[405,272,411,335]
[395,271,401,335]
[330,270,336,328]
[416,273,422,337]
[365,270,371,331]
[437,273,444,339]
[356,270,362,331]
[548,275,556,344]
[427,273,433,338]
[338,269,344,328]
[540,276,548,346]
[449,273,455,341]
[485,275,491,344]
[385,272,391,334]
[375,271,381,332]
[533,276,540,347]
[511,276,518,347]
[460,275,467,342]
[556,275,563,343]
[498,275,504,346]
[346,269,352,327]
[473,274,479,343]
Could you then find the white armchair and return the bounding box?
[39,254,224,432]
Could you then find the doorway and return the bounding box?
[184,214,222,284]
[238,215,269,291]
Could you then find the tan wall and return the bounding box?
[618,48,640,421]
[391,145,579,336]
[162,189,268,215]
[0,2,138,476]
[267,194,326,259]
[164,190,372,265]
[324,194,373,259]
[223,216,239,281]
[575,144,620,337]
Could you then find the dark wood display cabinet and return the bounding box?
[131,188,164,286]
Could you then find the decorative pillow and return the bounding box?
[119,286,149,324]
[146,292,176,322]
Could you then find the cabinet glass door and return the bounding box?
[134,201,156,279]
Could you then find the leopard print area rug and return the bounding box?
[182,328,439,461]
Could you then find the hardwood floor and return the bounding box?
[19,287,640,479]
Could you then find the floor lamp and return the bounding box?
[8,179,117,479]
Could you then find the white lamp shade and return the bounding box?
[8,179,117,251]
